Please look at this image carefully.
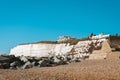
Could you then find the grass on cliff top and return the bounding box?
[58,37,91,45]
[20,37,91,45]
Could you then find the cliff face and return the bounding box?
[10,39,108,58]
[10,43,74,57]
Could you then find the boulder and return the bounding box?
[20,56,28,62]
[38,60,51,67]
[2,63,10,69]
[10,61,17,67]
[0,56,9,63]
[31,61,36,66]
[53,57,61,64]
[22,61,33,69]
[9,67,16,70]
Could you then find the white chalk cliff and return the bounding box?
[10,38,107,58]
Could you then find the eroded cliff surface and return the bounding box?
[10,39,108,58]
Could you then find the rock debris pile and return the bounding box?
[71,39,105,58]
[0,55,81,69]
[1,38,109,69]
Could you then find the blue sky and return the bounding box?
[0,0,120,53]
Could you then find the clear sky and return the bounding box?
[0,0,120,53]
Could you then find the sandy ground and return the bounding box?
[0,59,120,80]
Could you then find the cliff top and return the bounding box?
[20,37,91,45]
[19,33,120,46]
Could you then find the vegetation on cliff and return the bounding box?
[20,33,120,46]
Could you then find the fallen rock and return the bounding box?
[10,61,17,67]
[20,56,28,62]
[22,61,33,69]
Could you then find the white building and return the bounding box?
[92,33,110,39]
